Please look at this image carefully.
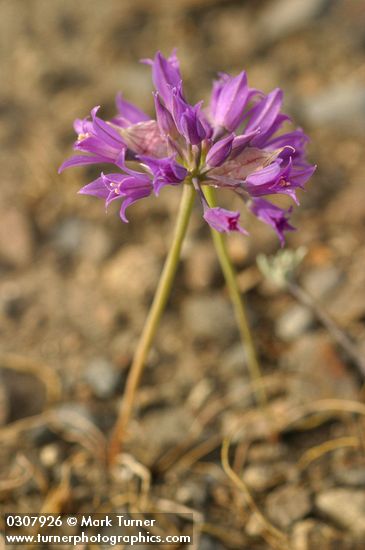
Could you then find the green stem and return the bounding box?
[203,186,267,408]
[108,183,196,463]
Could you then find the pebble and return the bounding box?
[300,82,365,130]
[54,402,94,424]
[259,0,332,41]
[184,241,218,291]
[315,489,365,535]
[243,463,289,492]
[0,283,27,320]
[0,381,9,425]
[176,478,208,508]
[291,519,352,550]
[182,293,237,345]
[83,357,120,399]
[0,206,34,268]
[276,304,313,342]
[102,245,161,305]
[266,484,312,529]
[334,467,365,487]
[198,535,226,550]
[0,368,46,422]
[53,217,111,263]
[39,444,60,468]
[136,406,194,463]
[220,343,247,376]
[247,442,288,463]
[302,266,342,300]
[282,333,358,402]
[245,513,264,538]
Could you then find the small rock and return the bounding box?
[102,245,161,305]
[135,407,194,463]
[0,284,27,320]
[300,82,365,130]
[266,484,312,529]
[0,368,46,422]
[282,333,358,402]
[182,293,236,345]
[259,0,332,41]
[184,242,218,291]
[0,206,34,268]
[276,304,313,341]
[315,489,365,534]
[176,478,208,508]
[221,343,247,376]
[247,442,288,463]
[334,467,365,487]
[302,266,342,300]
[51,402,99,437]
[53,217,111,263]
[0,382,9,425]
[198,534,226,550]
[291,519,353,550]
[83,357,120,399]
[245,513,264,538]
[243,463,289,492]
[39,444,60,468]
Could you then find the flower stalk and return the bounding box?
[203,185,267,408]
[108,183,195,463]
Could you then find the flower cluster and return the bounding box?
[60,51,315,245]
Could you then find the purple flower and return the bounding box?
[206,134,234,167]
[250,198,295,247]
[59,106,127,172]
[203,206,248,234]
[171,85,207,145]
[208,71,255,132]
[60,50,315,244]
[113,93,150,126]
[78,154,153,223]
[139,155,187,194]
[143,50,182,110]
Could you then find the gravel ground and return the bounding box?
[1,1,365,549]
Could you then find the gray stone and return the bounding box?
[316,489,365,534]
[243,463,289,493]
[245,513,264,537]
[276,304,313,341]
[182,293,236,344]
[266,484,312,529]
[247,442,288,463]
[84,357,120,399]
[54,402,94,423]
[176,479,208,508]
[334,467,365,487]
[136,406,194,463]
[102,245,161,305]
[259,0,332,41]
[198,535,225,550]
[39,444,60,468]
[0,379,9,425]
[221,343,247,375]
[282,333,358,402]
[53,217,111,262]
[300,83,365,130]
[302,266,342,300]
[0,206,34,268]
[0,368,46,422]
[184,242,218,291]
[291,519,353,550]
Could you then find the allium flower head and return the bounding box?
[60,51,315,245]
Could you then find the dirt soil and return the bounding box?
[1,1,365,549]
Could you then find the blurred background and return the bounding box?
[1,1,365,548]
